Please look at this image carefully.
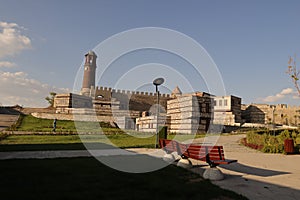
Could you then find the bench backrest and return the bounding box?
[159,139,226,161]
[159,139,179,154]
[184,144,225,161]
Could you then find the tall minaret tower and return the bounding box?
[81,50,97,96]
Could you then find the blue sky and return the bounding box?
[0,0,300,107]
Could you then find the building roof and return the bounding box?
[87,50,97,56]
[172,86,182,96]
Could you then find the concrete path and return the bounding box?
[191,134,300,200]
[130,134,300,200]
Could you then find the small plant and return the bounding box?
[243,129,300,153]
[0,133,8,141]
[45,92,57,107]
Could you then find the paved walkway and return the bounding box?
[129,134,300,200]
[192,134,300,200]
[1,134,300,199]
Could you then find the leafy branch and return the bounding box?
[287,55,300,96]
[45,92,57,107]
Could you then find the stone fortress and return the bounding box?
[52,51,300,133]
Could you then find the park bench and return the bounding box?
[159,139,179,154]
[159,139,237,168]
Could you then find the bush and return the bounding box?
[0,133,8,141]
[244,129,300,154]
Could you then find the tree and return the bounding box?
[287,55,300,96]
[45,92,57,107]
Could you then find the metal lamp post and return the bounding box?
[153,77,164,148]
[272,106,276,135]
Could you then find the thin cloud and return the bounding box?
[0,21,32,58]
[260,88,298,103]
[0,61,17,68]
[0,70,70,107]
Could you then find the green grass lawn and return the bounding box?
[0,114,207,151]
[0,157,247,200]
[0,116,247,199]
[10,114,122,133]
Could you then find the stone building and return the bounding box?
[166,92,213,134]
[135,87,213,134]
[135,111,167,133]
[213,95,242,126]
[80,51,97,96]
[54,51,300,131]
[53,51,172,129]
[242,103,300,126]
[93,86,171,112]
[54,93,92,113]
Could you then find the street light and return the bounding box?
[272,106,276,135]
[153,77,164,148]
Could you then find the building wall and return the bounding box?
[242,104,300,126]
[81,51,97,96]
[167,95,212,134]
[136,115,167,133]
[94,86,172,112]
[54,93,93,113]
[31,112,113,122]
[213,95,242,125]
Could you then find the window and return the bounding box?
[206,103,210,112]
[224,99,228,106]
[219,100,222,106]
[214,100,217,106]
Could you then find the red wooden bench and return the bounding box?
[159,139,237,168]
[159,139,179,154]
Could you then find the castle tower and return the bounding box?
[81,50,97,96]
[171,86,182,98]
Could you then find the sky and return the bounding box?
[0,0,300,107]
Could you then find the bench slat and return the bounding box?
[211,159,237,165]
[159,139,237,167]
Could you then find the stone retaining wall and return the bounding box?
[31,112,113,122]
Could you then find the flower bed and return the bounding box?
[241,130,300,153]
[240,138,264,150]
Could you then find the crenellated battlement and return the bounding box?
[94,86,170,98]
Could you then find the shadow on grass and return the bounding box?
[0,143,92,152]
[0,157,247,200]
[0,143,156,152]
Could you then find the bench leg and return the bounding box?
[203,167,224,181]
[177,158,192,169]
[163,153,176,163]
[162,152,181,163]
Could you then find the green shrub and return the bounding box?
[245,129,300,154]
[0,133,8,141]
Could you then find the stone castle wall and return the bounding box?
[31,112,113,122]
[94,86,172,112]
[242,104,300,126]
